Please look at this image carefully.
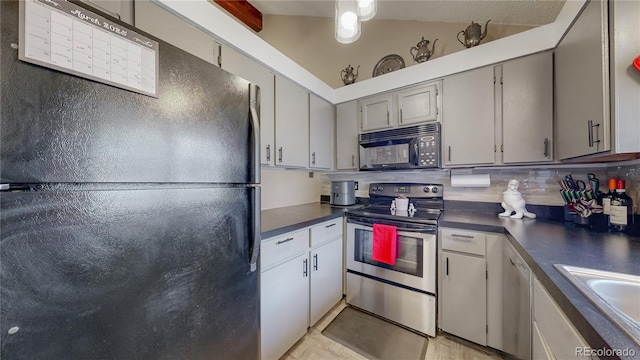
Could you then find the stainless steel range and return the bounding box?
[345,182,443,336]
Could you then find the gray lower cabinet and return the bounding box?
[261,251,309,360]
[532,277,591,360]
[438,228,503,349]
[309,237,342,325]
[441,251,487,345]
[502,238,531,359]
[261,219,343,360]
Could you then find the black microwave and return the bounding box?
[358,123,441,170]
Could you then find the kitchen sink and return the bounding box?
[555,264,640,345]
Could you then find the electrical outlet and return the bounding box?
[354,181,359,190]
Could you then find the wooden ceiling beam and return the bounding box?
[214,0,263,32]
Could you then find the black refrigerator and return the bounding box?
[0,1,260,359]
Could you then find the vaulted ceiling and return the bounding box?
[248,0,565,26]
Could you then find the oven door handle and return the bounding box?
[347,217,436,233]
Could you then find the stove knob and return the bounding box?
[431,187,439,194]
[378,185,384,191]
[423,186,430,193]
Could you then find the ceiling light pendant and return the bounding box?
[335,0,361,44]
[357,0,376,22]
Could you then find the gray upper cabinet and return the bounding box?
[555,0,610,160]
[397,83,439,126]
[275,75,309,168]
[442,66,495,166]
[134,0,220,66]
[359,94,394,132]
[336,101,359,170]
[220,45,276,166]
[80,0,134,24]
[501,52,553,164]
[309,94,334,170]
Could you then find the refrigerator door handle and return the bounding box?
[249,84,261,184]
[249,187,261,272]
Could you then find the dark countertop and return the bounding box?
[260,203,640,357]
[261,202,357,239]
[441,211,640,358]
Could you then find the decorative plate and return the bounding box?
[372,54,405,77]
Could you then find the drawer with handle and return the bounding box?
[310,218,342,247]
[441,228,486,256]
[261,229,309,271]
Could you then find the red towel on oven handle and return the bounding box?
[372,223,397,266]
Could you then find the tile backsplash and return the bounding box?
[325,161,640,212]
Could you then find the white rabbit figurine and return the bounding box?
[498,179,536,219]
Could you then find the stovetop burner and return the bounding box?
[347,182,444,225]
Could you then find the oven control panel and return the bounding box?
[369,183,443,198]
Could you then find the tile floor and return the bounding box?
[281,301,504,360]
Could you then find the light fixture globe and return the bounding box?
[357,0,377,21]
[335,0,361,44]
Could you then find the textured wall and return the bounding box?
[258,15,534,89]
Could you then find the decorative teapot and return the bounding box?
[341,64,360,85]
[410,37,438,63]
[457,20,491,48]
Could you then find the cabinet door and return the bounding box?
[261,253,310,360]
[556,0,610,160]
[309,94,334,169]
[442,66,495,166]
[275,75,309,168]
[80,0,133,24]
[221,45,275,166]
[533,278,589,360]
[532,321,555,360]
[309,238,343,326]
[360,94,393,132]
[502,52,553,163]
[135,0,220,65]
[440,251,487,346]
[336,101,359,170]
[397,83,438,126]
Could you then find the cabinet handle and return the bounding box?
[451,234,474,241]
[588,120,601,148]
[400,109,403,124]
[448,146,452,162]
[351,155,355,167]
[509,257,516,267]
[278,147,283,163]
[303,258,308,277]
[276,237,294,245]
[387,111,390,125]
[266,145,271,162]
[325,223,336,228]
[543,138,549,157]
[312,152,316,165]
[313,253,318,271]
[446,257,449,276]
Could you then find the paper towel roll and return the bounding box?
[451,174,491,188]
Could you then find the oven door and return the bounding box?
[346,217,436,294]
